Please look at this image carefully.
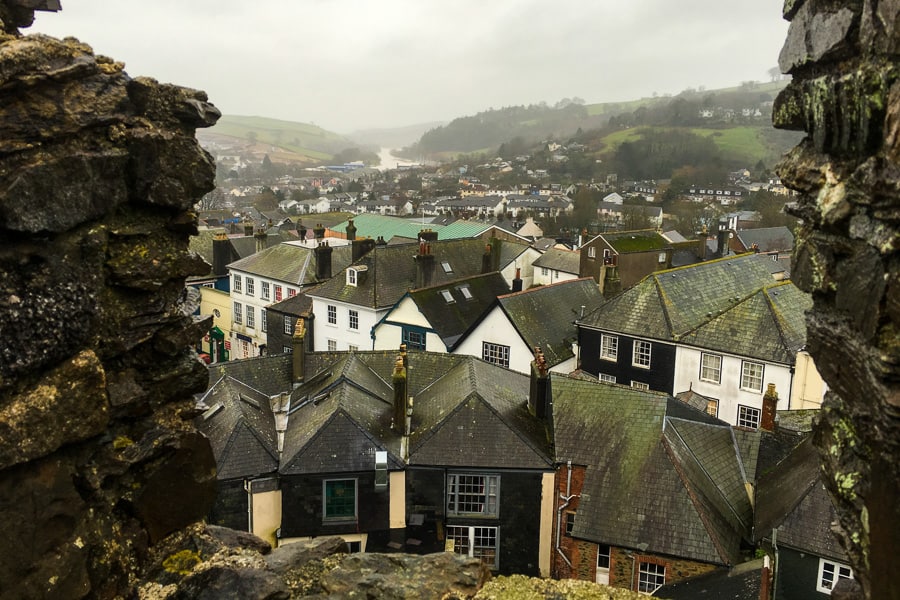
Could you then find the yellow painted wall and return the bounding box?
[791,351,827,409]
[390,471,406,529]
[251,489,282,547]
[539,472,555,578]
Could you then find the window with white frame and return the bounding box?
[322,478,356,521]
[233,274,242,293]
[482,342,510,368]
[632,340,651,368]
[347,269,357,286]
[233,302,242,325]
[541,267,549,276]
[631,381,650,391]
[447,473,499,516]
[588,246,596,258]
[283,315,293,335]
[283,346,291,354]
[458,285,473,300]
[348,309,359,330]
[246,306,255,328]
[817,558,853,594]
[638,562,666,594]
[327,304,337,325]
[446,525,498,569]
[327,339,337,351]
[600,334,618,361]
[440,289,455,304]
[441,261,453,274]
[700,353,722,384]
[261,281,270,300]
[737,404,761,429]
[596,544,611,585]
[260,309,267,333]
[741,361,764,392]
[246,277,255,296]
[599,373,617,384]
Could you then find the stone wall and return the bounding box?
[0,3,221,597]
[774,1,900,599]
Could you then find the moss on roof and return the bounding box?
[601,230,671,253]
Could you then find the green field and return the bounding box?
[598,125,800,166]
[207,115,356,160]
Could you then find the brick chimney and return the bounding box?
[529,347,550,421]
[313,223,325,241]
[415,241,435,289]
[212,231,230,277]
[418,228,438,243]
[346,218,357,241]
[698,224,708,261]
[315,241,333,280]
[392,355,408,433]
[511,267,523,292]
[761,383,778,432]
[291,318,306,387]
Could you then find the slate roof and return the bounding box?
[196,376,280,480]
[736,226,794,253]
[265,287,316,316]
[578,253,809,364]
[226,241,354,286]
[532,247,580,275]
[657,559,766,600]
[310,238,530,309]
[405,272,511,350]
[187,229,294,280]
[202,350,552,483]
[754,437,847,561]
[495,278,605,369]
[551,374,750,565]
[408,358,552,469]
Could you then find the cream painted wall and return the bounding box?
[453,307,533,374]
[539,472,555,578]
[389,471,406,529]
[790,351,827,409]
[251,489,282,547]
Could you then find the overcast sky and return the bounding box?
[30,1,789,133]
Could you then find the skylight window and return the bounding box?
[441,290,455,303]
[441,261,453,274]
[458,285,473,300]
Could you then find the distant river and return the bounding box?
[376,147,400,171]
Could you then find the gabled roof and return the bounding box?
[532,247,580,274]
[227,242,354,285]
[657,559,766,600]
[187,229,294,280]
[551,375,750,565]
[577,254,806,364]
[754,437,846,561]
[496,278,605,368]
[207,354,292,397]
[408,358,552,469]
[405,272,510,350]
[309,238,530,309]
[196,376,280,480]
[265,286,316,316]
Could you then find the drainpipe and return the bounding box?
[244,479,254,534]
[555,460,576,571]
[630,552,637,592]
[771,528,779,600]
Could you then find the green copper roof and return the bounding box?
[331,213,491,241]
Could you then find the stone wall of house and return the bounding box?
[0,3,221,597]
[774,1,900,599]
[607,548,717,591]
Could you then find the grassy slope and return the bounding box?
[207,115,356,161]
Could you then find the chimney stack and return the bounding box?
[313,223,325,241]
[415,241,435,289]
[760,383,778,431]
[529,347,550,421]
[315,241,333,280]
[291,318,306,387]
[392,356,408,433]
[511,267,523,292]
[352,237,376,262]
[698,224,708,261]
[375,235,387,246]
[212,231,230,277]
[255,227,268,254]
[298,221,308,243]
[481,244,493,274]
[418,228,438,243]
[346,218,357,241]
[244,221,254,237]
[715,219,729,258]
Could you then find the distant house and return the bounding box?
[453,278,605,375]
[733,226,795,262]
[576,253,826,426]
[532,247,581,286]
[578,230,673,295]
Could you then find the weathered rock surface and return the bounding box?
[0,2,220,597]
[776,1,900,599]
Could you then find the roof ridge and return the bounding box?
[498,276,595,300]
[654,276,677,340]
[761,282,796,353]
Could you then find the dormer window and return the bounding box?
[347,269,357,286]
[346,266,367,286]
